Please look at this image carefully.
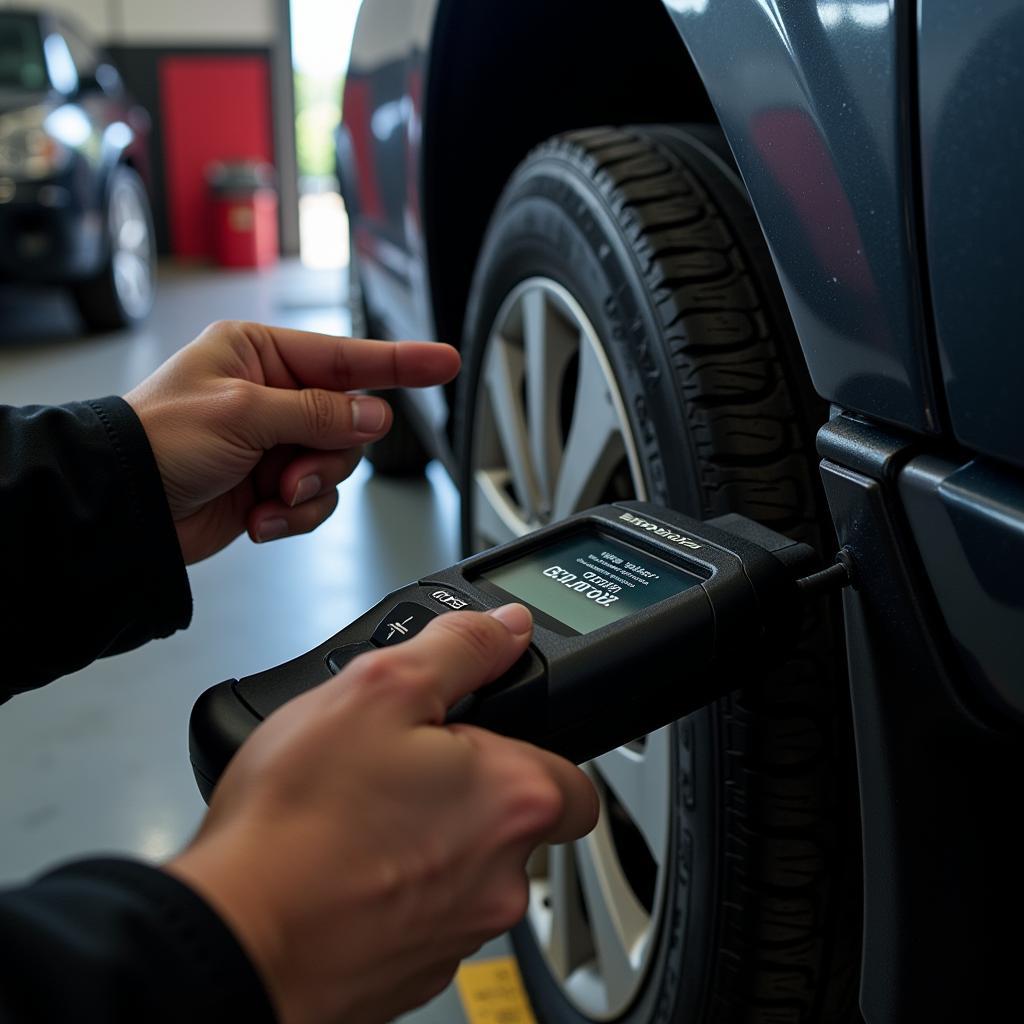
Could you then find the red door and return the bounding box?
[160,55,274,259]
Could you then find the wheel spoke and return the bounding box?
[471,469,530,548]
[591,728,671,866]
[543,843,593,980]
[120,216,146,252]
[575,819,649,1013]
[523,288,575,514]
[552,338,626,518]
[483,335,540,521]
[109,180,152,317]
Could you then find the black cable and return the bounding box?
[795,549,855,597]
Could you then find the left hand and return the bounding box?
[125,320,460,564]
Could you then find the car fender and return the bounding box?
[660,0,938,433]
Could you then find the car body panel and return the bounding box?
[659,0,937,434]
[341,0,452,456]
[0,167,104,279]
[900,455,1024,726]
[342,0,435,342]
[819,414,1023,1023]
[918,0,1024,468]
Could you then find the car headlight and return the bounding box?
[0,106,70,180]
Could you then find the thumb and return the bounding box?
[253,386,392,450]
[367,606,535,721]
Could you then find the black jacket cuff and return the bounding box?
[0,858,276,1023]
[1,396,192,698]
[85,396,193,649]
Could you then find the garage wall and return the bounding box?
[114,1,277,43]
[0,0,277,46]
[0,0,109,37]
[0,0,299,257]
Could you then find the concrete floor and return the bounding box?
[0,262,512,1023]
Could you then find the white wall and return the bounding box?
[0,0,108,37]
[0,0,277,44]
[117,0,277,44]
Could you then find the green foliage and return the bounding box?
[294,70,343,179]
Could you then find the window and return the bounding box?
[0,13,47,91]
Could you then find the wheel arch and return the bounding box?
[420,0,716,359]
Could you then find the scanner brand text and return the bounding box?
[617,512,702,549]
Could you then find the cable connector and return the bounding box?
[795,548,855,598]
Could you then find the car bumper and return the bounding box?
[0,176,104,282]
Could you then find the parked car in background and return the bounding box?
[0,9,154,331]
[337,2,1024,1023]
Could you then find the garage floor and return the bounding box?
[0,262,517,1023]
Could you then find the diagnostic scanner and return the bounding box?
[189,502,848,801]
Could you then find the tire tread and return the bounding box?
[527,126,862,1023]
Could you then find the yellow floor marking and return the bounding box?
[455,956,538,1024]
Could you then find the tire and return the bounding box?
[72,165,156,332]
[456,126,861,1024]
[348,236,432,476]
[364,388,431,476]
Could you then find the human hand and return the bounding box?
[166,605,598,1024]
[124,320,460,563]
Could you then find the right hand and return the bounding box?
[166,604,598,1024]
[125,320,461,564]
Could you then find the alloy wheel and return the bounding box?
[470,277,673,1020]
[109,175,154,320]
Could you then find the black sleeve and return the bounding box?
[0,397,192,701]
[0,859,277,1023]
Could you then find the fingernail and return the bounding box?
[489,603,533,637]
[255,517,289,542]
[291,474,321,506]
[352,396,387,433]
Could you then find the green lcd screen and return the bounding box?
[479,530,703,635]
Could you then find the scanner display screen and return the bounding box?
[479,530,703,634]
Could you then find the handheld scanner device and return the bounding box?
[190,502,846,801]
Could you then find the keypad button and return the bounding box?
[371,602,437,646]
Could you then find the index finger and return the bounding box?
[452,726,601,845]
[257,325,460,391]
[529,743,600,844]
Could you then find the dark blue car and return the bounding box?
[0,9,154,331]
[337,2,1024,1022]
